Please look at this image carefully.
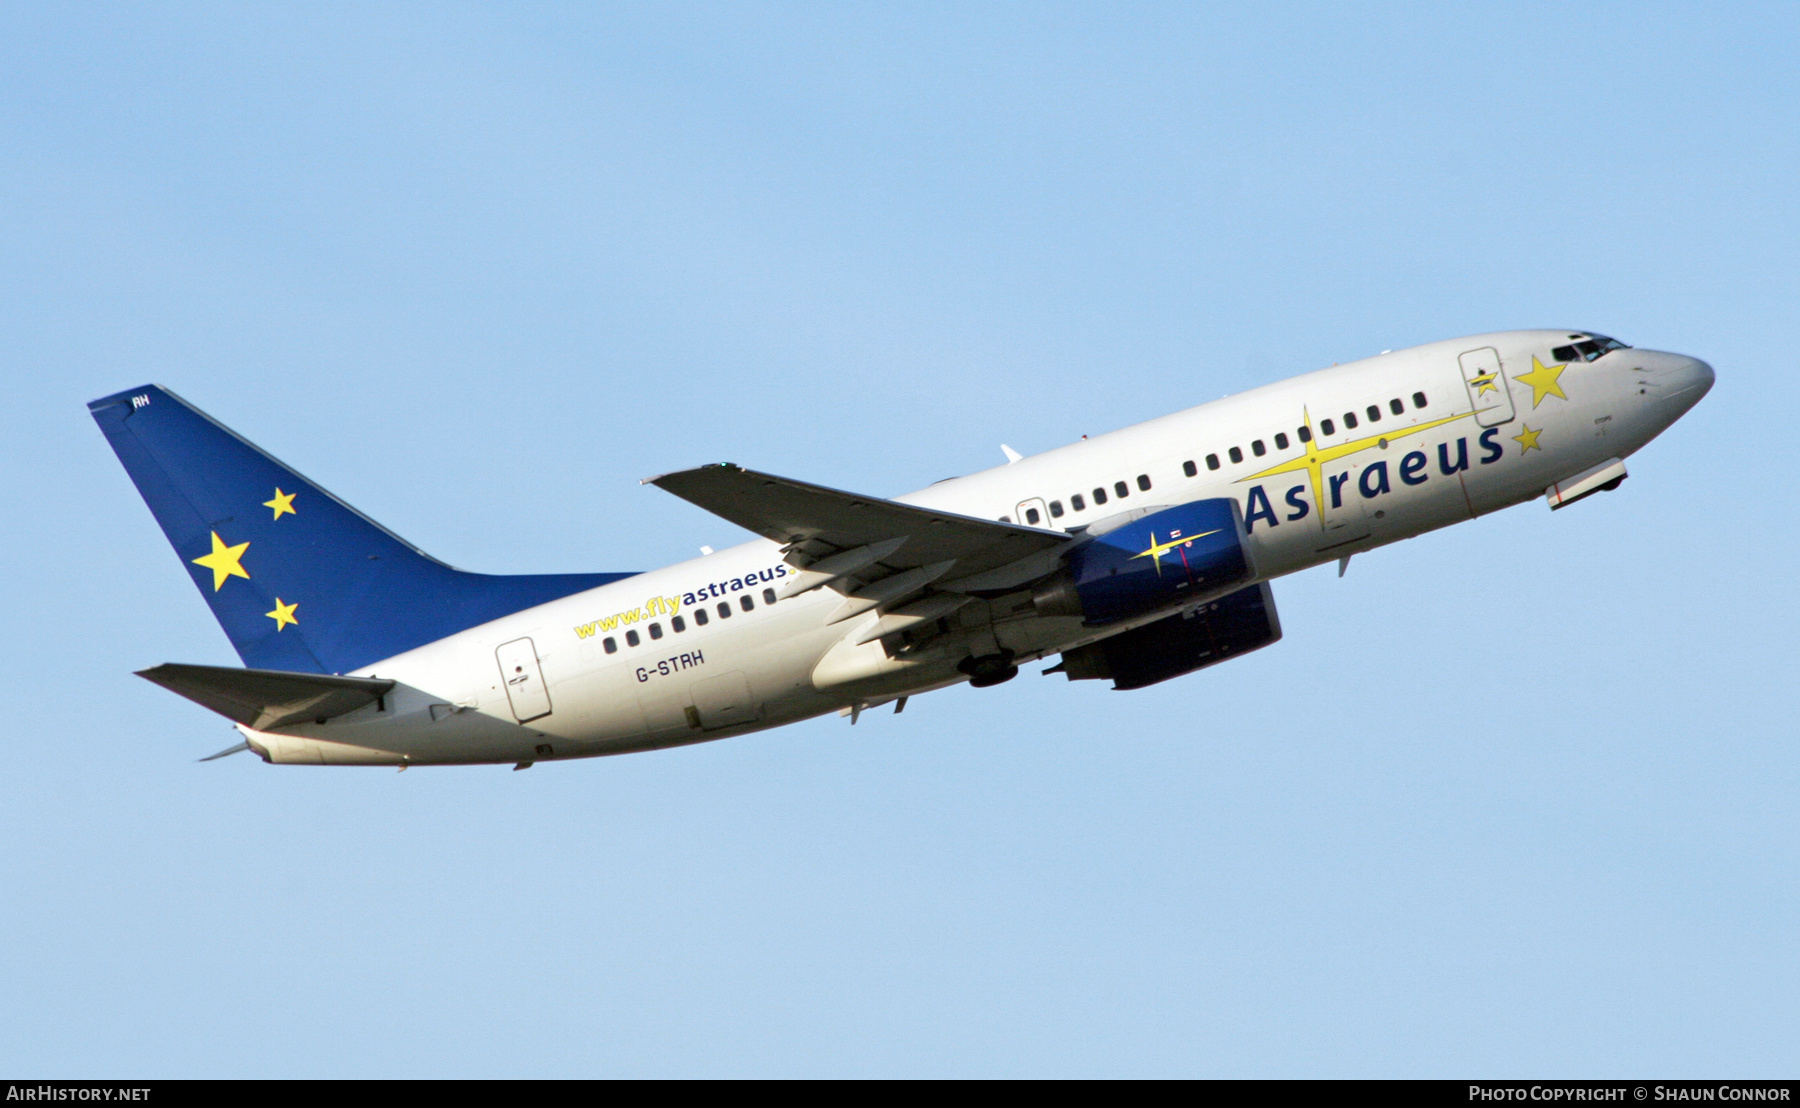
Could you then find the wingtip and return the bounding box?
[642,462,740,487]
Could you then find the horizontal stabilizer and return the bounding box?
[138,663,395,731]
[645,463,1068,579]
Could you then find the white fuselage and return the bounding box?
[241,330,1713,766]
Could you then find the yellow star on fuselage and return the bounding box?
[1132,529,1220,573]
[1512,424,1542,452]
[192,531,250,591]
[265,597,298,630]
[264,487,297,520]
[1469,371,1499,396]
[1512,356,1568,408]
[1238,407,1473,528]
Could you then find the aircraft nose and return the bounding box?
[1665,354,1715,406]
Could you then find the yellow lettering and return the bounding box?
[576,596,679,639]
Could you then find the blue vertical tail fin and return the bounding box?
[89,385,634,674]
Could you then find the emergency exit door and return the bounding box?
[495,637,553,723]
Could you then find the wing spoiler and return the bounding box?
[645,463,1069,579]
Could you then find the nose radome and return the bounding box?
[1670,355,1715,403]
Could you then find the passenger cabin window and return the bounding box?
[1344,411,1358,429]
[1182,460,1197,477]
[694,608,709,626]
[626,629,640,647]
[740,595,754,612]
[1298,425,1312,443]
[763,588,777,605]
[1412,391,1427,409]
[1025,506,1041,525]
[1321,418,1335,436]
[1114,481,1129,498]
[1049,500,1064,518]
[1094,487,1109,505]
[716,602,731,619]
[1228,446,1243,464]
[1389,398,1404,415]
[1274,432,1289,450]
[649,622,663,640]
[1252,439,1266,457]
[1137,474,1151,491]
[1072,493,1086,510]
[1206,454,1220,470]
[603,636,618,654]
[672,616,686,632]
[1366,405,1381,422]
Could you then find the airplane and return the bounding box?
[89,329,1713,769]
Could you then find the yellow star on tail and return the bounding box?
[264,487,297,520]
[265,598,298,630]
[1512,356,1568,408]
[1512,424,1542,453]
[192,531,250,591]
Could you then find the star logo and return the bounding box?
[1512,356,1568,408]
[191,531,250,591]
[1132,529,1220,574]
[1512,424,1542,453]
[265,598,298,630]
[264,487,297,520]
[1239,407,1474,529]
[1468,371,1500,396]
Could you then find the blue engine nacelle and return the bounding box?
[1049,581,1282,690]
[1034,498,1255,625]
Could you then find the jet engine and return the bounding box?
[1033,498,1255,625]
[1048,581,1281,690]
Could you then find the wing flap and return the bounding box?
[138,663,395,731]
[646,464,1068,578]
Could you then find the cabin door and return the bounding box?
[496,637,553,723]
[1459,347,1516,427]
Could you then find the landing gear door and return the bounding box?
[1013,497,1051,528]
[496,637,553,723]
[1459,347,1516,427]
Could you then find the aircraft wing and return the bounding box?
[138,663,395,731]
[646,463,1069,579]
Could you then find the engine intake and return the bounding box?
[1036,498,1255,625]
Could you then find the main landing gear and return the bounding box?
[959,649,1019,688]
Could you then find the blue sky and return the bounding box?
[2,2,1796,1076]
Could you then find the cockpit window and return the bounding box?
[1552,335,1630,363]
